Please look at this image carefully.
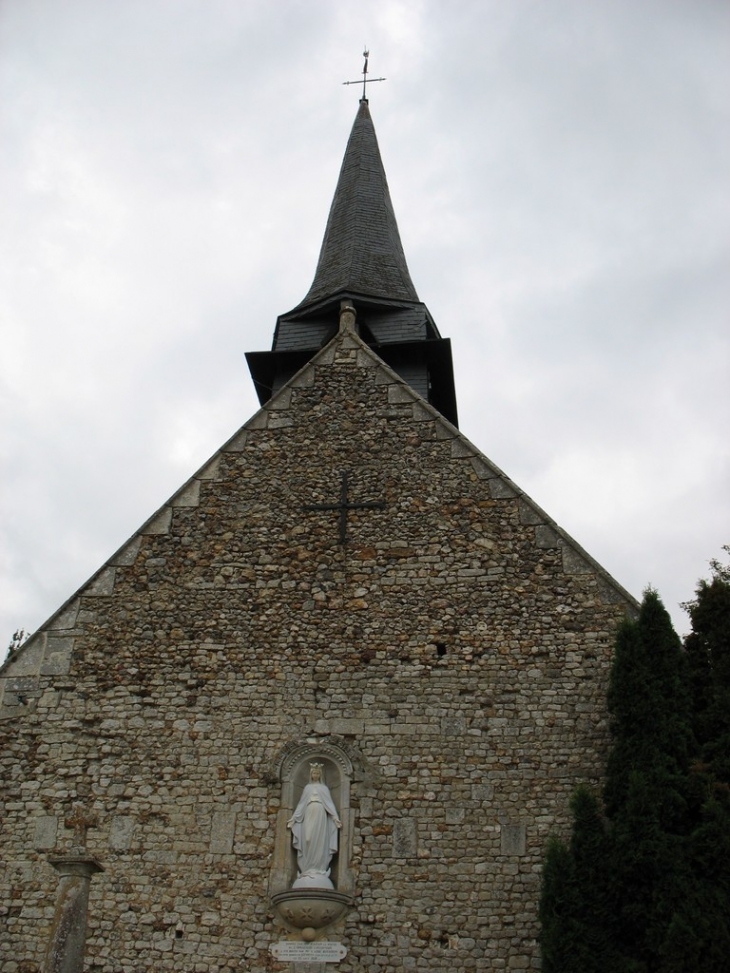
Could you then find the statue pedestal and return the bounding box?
[271,888,353,937]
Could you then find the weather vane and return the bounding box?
[343,48,386,102]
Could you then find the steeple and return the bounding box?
[299,99,419,306]
[247,100,458,427]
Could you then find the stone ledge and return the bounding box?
[142,507,172,535]
[85,567,116,596]
[111,538,142,567]
[172,480,200,508]
[489,479,518,499]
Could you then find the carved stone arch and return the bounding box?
[270,741,355,898]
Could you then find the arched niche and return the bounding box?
[270,741,355,898]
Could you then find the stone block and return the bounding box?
[210,810,236,855]
[489,478,518,499]
[142,507,172,535]
[432,423,455,440]
[223,429,249,452]
[110,816,136,850]
[290,369,315,388]
[411,402,434,422]
[48,600,81,631]
[198,455,221,480]
[267,389,292,410]
[41,637,74,675]
[387,384,417,405]
[535,525,559,549]
[392,818,417,858]
[472,783,494,802]
[246,411,270,429]
[471,456,497,479]
[451,439,475,458]
[85,567,116,597]
[562,543,591,574]
[173,480,201,508]
[111,538,142,567]
[6,675,39,693]
[330,719,364,736]
[3,635,44,676]
[315,346,336,365]
[518,500,544,526]
[500,823,526,856]
[442,717,466,736]
[355,348,378,368]
[33,816,58,849]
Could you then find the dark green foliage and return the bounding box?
[604,592,694,969]
[540,787,620,973]
[684,550,730,785]
[660,796,730,972]
[675,551,730,970]
[541,556,730,972]
[604,590,691,822]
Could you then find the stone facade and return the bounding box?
[0,327,636,972]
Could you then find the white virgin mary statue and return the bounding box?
[287,763,342,890]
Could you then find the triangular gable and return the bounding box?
[0,325,637,718]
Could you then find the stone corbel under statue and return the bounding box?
[270,741,355,937]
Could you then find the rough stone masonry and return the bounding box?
[0,326,636,972]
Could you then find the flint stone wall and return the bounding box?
[0,330,636,972]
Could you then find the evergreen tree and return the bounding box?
[604,591,693,971]
[540,787,619,973]
[668,551,730,970]
[541,568,730,972]
[684,548,730,784]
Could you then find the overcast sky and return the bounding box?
[1,0,728,658]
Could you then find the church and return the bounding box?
[0,95,636,973]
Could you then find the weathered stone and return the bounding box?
[109,816,135,851]
[489,478,518,499]
[41,638,74,676]
[209,811,236,855]
[392,818,418,858]
[535,525,559,549]
[172,480,201,508]
[33,816,58,850]
[85,567,115,597]
[43,856,104,973]
[500,823,527,856]
[48,601,81,631]
[142,507,172,535]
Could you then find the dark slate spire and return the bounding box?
[246,100,459,427]
[298,99,419,307]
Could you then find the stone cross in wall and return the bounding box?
[303,471,385,545]
[64,803,97,855]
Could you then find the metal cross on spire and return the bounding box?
[343,48,386,102]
